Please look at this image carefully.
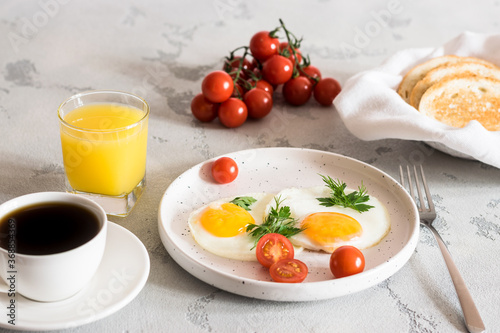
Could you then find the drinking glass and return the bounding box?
[58,90,149,216]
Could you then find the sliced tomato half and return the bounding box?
[269,258,308,283]
[255,233,294,268]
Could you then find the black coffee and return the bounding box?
[0,202,101,255]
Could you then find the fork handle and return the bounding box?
[426,224,485,333]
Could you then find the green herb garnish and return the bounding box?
[317,174,374,213]
[246,196,304,247]
[230,196,257,211]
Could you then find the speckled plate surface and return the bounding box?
[158,148,419,301]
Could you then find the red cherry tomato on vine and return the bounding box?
[269,258,308,283]
[329,245,365,278]
[262,55,293,85]
[250,58,261,75]
[256,79,274,95]
[229,68,251,81]
[279,42,302,65]
[211,157,238,184]
[243,88,273,119]
[248,79,274,95]
[313,77,342,106]
[223,56,252,73]
[282,76,312,106]
[201,71,234,103]
[252,66,261,78]
[231,83,246,98]
[249,31,279,61]
[190,93,219,122]
[255,233,294,268]
[250,58,260,69]
[299,65,322,85]
[218,98,248,128]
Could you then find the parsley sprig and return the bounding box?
[317,174,374,213]
[246,196,304,247]
[230,196,257,211]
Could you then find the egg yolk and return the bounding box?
[302,212,362,244]
[200,203,255,237]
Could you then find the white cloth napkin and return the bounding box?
[334,31,500,169]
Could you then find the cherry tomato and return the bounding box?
[329,245,365,278]
[211,157,238,184]
[251,79,274,95]
[223,56,252,73]
[262,55,293,85]
[201,71,234,103]
[252,66,261,78]
[231,83,246,98]
[269,258,308,283]
[218,98,247,128]
[255,233,294,268]
[299,65,322,85]
[250,58,260,70]
[282,76,312,106]
[249,31,279,61]
[313,77,342,106]
[190,93,219,122]
[229,69,250,81]
[250,58,262,77]
[279,42,302,65]
[244,89,273,119]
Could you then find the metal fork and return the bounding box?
[400,165,485,333]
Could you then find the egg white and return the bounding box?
[267,186,391,253]
[188,193,274,261]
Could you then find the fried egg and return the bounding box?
[188,193,274,261]
[268,186,391,253]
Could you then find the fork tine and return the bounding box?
[419,165,435,212]
[399,165,405,187]
[413,165,427,211]
[405,165,417,208]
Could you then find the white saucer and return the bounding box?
[0,222,150,331]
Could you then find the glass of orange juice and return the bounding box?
[58,90,149,216]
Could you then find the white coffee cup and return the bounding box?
[0,192,107,302]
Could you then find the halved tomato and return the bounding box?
[255,233,294,268]
[269,258,308,283]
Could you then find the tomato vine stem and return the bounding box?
[223,18,320,96]
[278,18,306,79]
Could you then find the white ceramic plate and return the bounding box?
[0,222,150,331]
[158,148,419,301]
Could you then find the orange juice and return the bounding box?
[60,103,148,196]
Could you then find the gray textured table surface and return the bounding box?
[1,1,499,332]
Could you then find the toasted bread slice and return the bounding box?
[460,56,498,67]
[410,60,500,108]
[418,75,500,131]
[398,55,461,103]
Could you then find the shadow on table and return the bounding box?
[0,153,66,200]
